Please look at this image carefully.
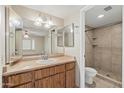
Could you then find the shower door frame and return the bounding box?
[79,5,94,88]
[80,5,124,88]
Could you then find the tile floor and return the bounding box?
[85,76,121,88]
[96,68,121,82]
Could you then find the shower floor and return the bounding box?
[85,76,120,88]
[96,68,122,82]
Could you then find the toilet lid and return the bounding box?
[85,67,97,73]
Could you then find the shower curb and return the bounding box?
[96,73,122,87]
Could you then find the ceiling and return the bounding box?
[22,18,49,36]
[24,5,84,19]
[12,5,84,37]
[86,5,122,28]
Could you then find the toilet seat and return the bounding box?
[85,67,97,74]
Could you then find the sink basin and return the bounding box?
[36,59,57,65]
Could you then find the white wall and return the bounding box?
[0,6,5,87]
[64,13,80,87]
[23,36,45,55]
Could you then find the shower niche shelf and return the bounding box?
[92,37,97,47]
[92,43,98,47]
[92,37,97,40]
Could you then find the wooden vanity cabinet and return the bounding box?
[50,72,65,88]
[3,62,75,88]
[65,63,75,88]
[3,71,33,88]
[17,82,33,88]
[34,64,66,88]
[66,69,75,88]
[35,77,51,88]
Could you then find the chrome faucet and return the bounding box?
[41,52,48,60]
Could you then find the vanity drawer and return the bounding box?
[35,68,50,80]
[66,62,75,70]
[50,64,65,75]
[7,72,32,87]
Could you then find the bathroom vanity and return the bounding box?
[2,56,75,88]
[3,6,76,88]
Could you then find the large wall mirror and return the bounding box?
[64,23,74,47]
[57,23,74,47]
[5,6,65,64]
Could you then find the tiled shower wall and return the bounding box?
[85,30,93,67]
[85,23,122,81]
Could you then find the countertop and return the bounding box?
[3,56,76,76]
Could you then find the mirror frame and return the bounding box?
[5,6,23,64]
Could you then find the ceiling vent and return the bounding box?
[104,6,112,11]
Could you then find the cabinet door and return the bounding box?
[50,72,65,88]
[7,72,32,87]
[35,68,50,80]
[35,77,51,88]
[66,69,75,88]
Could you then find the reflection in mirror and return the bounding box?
[57,28,64,47]
[5,7,23,64]
[5,6,65,64]
[57,23,74,47]
[64,23,74,47]
[51,29,56,54]
[6,6,64,63]
[51,28,65,55]
[22,30,47,56]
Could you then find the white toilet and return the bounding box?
[85,67,97,84]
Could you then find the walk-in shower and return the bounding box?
[85,5,122,88]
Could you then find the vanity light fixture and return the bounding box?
[34,13,43,26]
[13,20,21,26]
[34,13,54,28]
[34,20,42,26]
[97,14,104,18]
[9,19,21,27]
[48,19,54,26]
[45,23,50,28]
[44,16,54,28]
[24,30,29,39]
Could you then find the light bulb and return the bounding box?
[45,23,50,28]
[34,17,43,26]
[70,28,73,33]
[48,20,54,26]
[24,34,29,38]
[34,21,42,26]
[13,20,20,26]
[36,17,43,22]
[97,14,104,18]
